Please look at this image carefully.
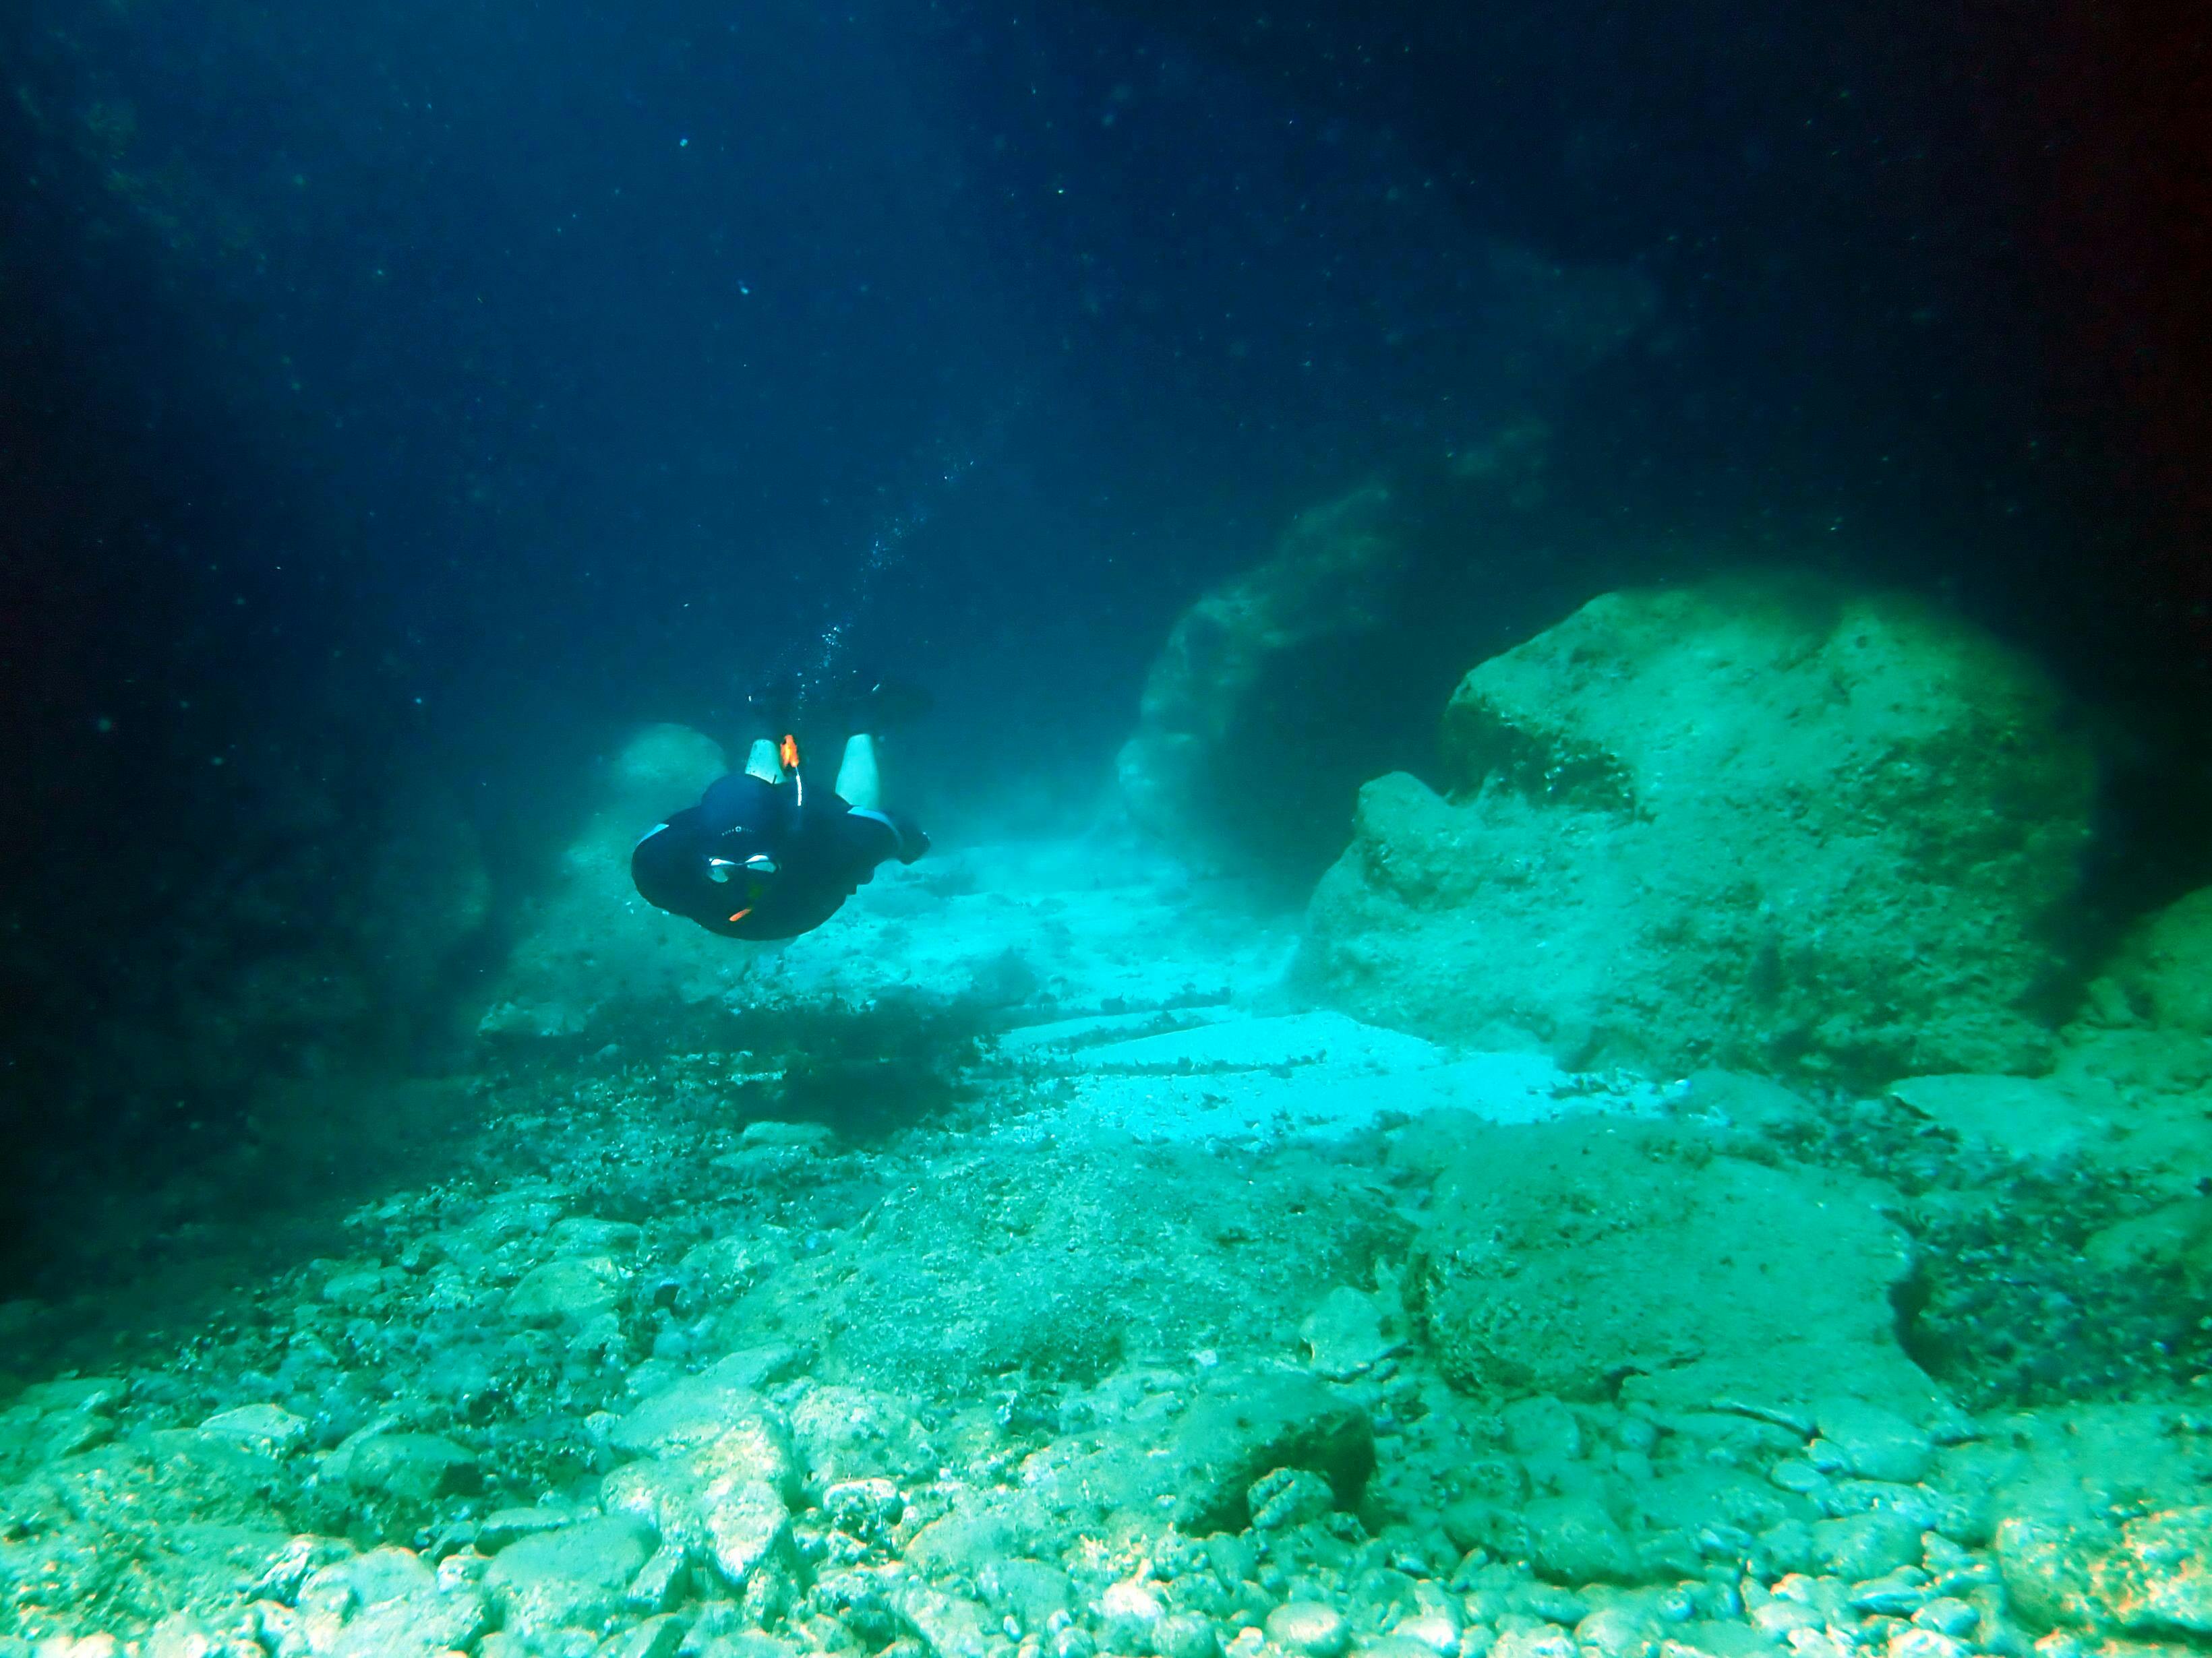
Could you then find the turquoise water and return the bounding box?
[2,1,2209,1651]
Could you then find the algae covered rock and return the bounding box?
[789,1386,937,1487]
[2052,884,2212,1150]
[2097,1506,2212,1633]
[334,1430,479,1507]
[1299,1287,1396,1380]
[1305,574,2095,1082]
[505,1254,625,1326]
[1403,1117,1933,1413]
[1884,1074,2097,1164]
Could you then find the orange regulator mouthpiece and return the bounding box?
[779,733,802,772]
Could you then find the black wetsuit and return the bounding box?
[632,770,926,942]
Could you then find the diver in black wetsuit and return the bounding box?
[631,723,928,942]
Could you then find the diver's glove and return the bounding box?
[886,815,930,865]
[850,807,929,864]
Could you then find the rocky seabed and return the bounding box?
[2,1045,2207,1658]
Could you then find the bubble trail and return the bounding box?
[777,445,982,701]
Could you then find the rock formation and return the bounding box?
[1303,574,2096,1082]
[1116,483,1416,880]
[481,724,736,1039]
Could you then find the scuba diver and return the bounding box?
[631,679,931,942]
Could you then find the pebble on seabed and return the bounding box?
[1266,1601,1352,1658]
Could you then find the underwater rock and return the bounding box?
[1168,1361,1375,1530]
[1807,1512,1925,1579]
[1096,1575,1169,1652]
[1304,574,2095,1083]
[1807,1398,1935,1485]
[480,723,739,1039]
[506,1254,625,1326]
[1265,1601,1351,1658]
[2093,1506,2212,1633]
[0,1378,125,1481]
[314,1576,489,1658]
[481,1514,656,1636]
[789,1386,937,1488]
[978,1558,1072,1634]
[1979,1404,2212,1634]
[601,1449,794,1595]
[605,1615,690,1658]
[1299,1287,1396,1380]
[1118,483,1410,876]
[1156,1610,1224,1658]
[608,1363,801,1499]
[1523,1494,1645,1586]
[1247,1465,1336,1530]
[821,1475,906,1543]
[2099,885,2212,1036]
[2056,885,2212,1168]
[476,1506,579,1552]
[1883,1074,2095,1165]
[893,1580,993,1658]
[696,1477,794,1591]
[1000,1360,1372,1540]
[2083,1194,2212,1287]
[1404,1117,1933,1414]
[337,1431,480,1507]
[903,1491,1046,1578]
[195,1403,309,1459]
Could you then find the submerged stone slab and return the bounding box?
[999,1008,1658,1150]
[1885,1074,2095,1163]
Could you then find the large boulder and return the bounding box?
[1114,249,1656,886]
[1400,1115,1936,1415]
[2096,886,2212,1037]
[1116,483,1416,879]
[1303,574,2096,1082]
[481,725,736,1038]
